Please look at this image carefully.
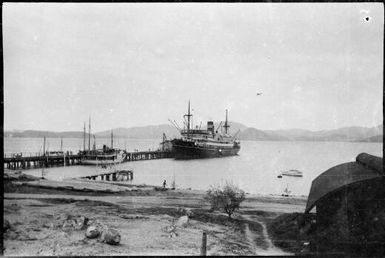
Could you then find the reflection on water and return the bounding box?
[5,138,382,196]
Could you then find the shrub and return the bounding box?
[205,181,246,219]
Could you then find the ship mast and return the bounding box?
[162,133,167,151]
[88,116,91,152]
[224,109,230,134]
[43,136,46,156]
[184,100,192,138]
[111,130,113,149]
[83,121,86,152]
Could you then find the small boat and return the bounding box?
[282,184,291,197]
[81,147,126,166]
[280,170,303,177]
[80,126,126,166]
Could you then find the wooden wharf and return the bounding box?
[3,154,82,170]
[126,150,174,161]
[3,150,174,170]
[81,170,133,181]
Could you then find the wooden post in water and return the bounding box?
[200,231,207,256]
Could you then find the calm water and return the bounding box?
[4,137,382,196]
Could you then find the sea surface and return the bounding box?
[4,137,383,197]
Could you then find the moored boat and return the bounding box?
[279,169,303,177]
[80,146,126,165]
[170,101,240,159]
[80,126,126,165]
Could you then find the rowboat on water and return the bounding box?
[277,169,303,178]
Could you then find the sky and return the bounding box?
[3,3,383,132]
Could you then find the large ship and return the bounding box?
[170,101,241,159]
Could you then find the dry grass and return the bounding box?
[3,178,306,256]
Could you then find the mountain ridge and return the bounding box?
[4,123,383,142]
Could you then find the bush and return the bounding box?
[205,181,246,219]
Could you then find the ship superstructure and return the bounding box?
[171,101,240,159]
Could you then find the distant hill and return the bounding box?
[262,125,383,142]
[263,125,383,141]
[239,128,289,141]
[4,130,93,138]
[240,124,383,142]
[95,121,247,139]
[264,128,314,140]
[4,123,382,143]
[355,135,383,143]
[311,125,382,141]
[95,124,180,139]
[212,121,248,135]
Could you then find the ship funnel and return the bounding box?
[207,121,214,134]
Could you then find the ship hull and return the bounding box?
[171,139,240,159]
[80,152,126,166]
[80,159,124,166]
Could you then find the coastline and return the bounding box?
[3,169,307,256]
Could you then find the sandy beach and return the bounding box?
[3,170,307,256]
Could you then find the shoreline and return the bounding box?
[6,168,309,199]
[3,170,307,256]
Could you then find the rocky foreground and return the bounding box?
[3,170,307,256]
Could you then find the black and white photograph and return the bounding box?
[2,2,383,256]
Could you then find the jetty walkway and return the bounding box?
[3,150,174,170]
[81,170,134,181]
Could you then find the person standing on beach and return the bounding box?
[163,180,167,189]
